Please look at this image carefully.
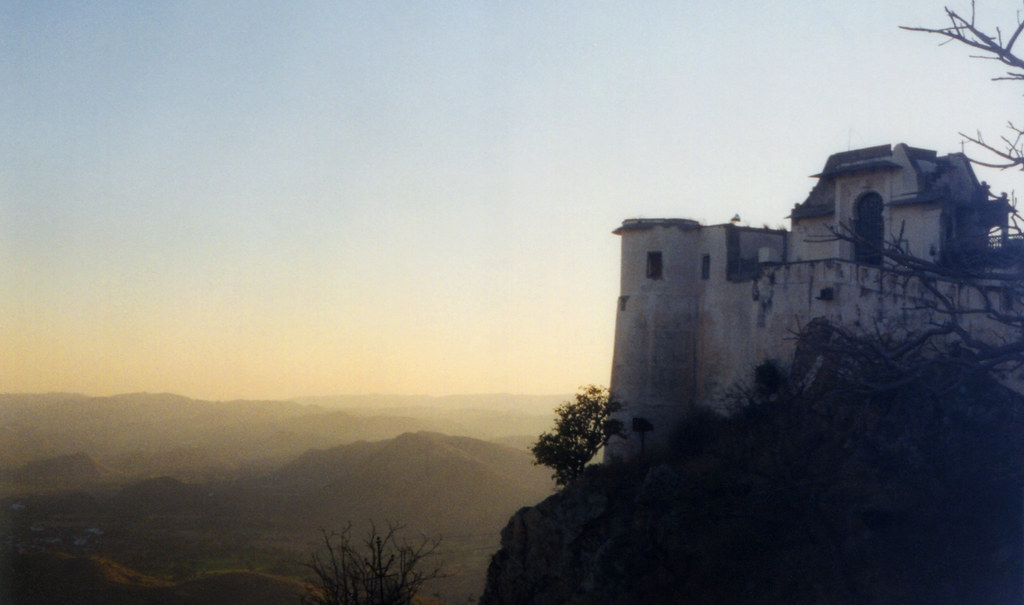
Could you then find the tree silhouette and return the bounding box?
[530,385,625,486]
[302,522,443,605]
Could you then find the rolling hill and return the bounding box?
[4,452,117,487]
[0,392,559,481]
[267,431,553,534]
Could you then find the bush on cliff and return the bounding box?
[530,385,625,486]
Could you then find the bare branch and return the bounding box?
[302,522,444,605]
[903,4,1024,169]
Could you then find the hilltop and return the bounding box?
[268,431,553,534]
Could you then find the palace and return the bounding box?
[606,143,1019,459]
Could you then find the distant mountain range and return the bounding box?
[292,393,565,414]
[0,392,565,481]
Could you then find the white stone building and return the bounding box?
[606,143,1019,460]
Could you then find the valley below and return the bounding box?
[0,392,561,604]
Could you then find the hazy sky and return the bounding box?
[2,1,1020,400]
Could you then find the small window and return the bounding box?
[646,252,663,279]
[618,295,629,311]
[701,254,710,280]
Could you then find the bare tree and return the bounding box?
[302,522,443,605]
[902,3,1024,169]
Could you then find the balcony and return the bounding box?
[988,232,1024,250]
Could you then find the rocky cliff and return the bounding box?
[480,368,1024,604]
[479,462,683,605]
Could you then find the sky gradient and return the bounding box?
[2,1,1020,400]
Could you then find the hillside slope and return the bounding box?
[268,431,553,534]
[4,452,117,487]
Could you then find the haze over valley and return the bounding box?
[0,392,561,603]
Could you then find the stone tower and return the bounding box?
[606,219,703,460]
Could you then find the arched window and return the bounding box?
[854,193,883,265]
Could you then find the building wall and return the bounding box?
[607,224,1020,460]
[607,222,790,459]
[890,205,943,260]
[789,213,837,262]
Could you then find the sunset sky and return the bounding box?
[2,1,1020,400]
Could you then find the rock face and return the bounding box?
[480,464,682,605]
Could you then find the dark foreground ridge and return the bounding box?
[480,340,1024,604]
